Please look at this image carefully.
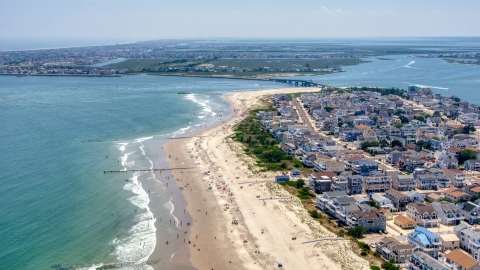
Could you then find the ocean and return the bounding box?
[0,75,288,269]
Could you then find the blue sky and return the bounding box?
[1,0,478,42]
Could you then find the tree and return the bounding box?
[394,109,405,116]
[371,266,381,270]
[361,141,380,150]
[391,140,403,148]
[399,115,409,123]
[463,124,476,134]
[347,225,366,239]
[324,106,334,113]
[458,149,477,165]
[414,115,425,122]
[380,140,390,148]
[381,259,400,270]
[433,111,441,117]
[296,179,305,188]
[367,200,380,209]
[431,136,440,141]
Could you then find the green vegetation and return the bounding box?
[286,93,302,98]
[381,259,400,270]
[361,141,380,150]
[279,182,315,200]
[297,187,316,200]
[350,86,406,96]
[433,111,441,117]
[437,197,452,203]
[232,112,288,170]
[444,58,480,65]
[391,140,403,148]
[308,209,322,218]
[371,266,381,270]
[416,141,433,151]
[463,124,476,134]
[458,149,477,165]
[431,136,440,141]
[324,106,334,112]
[414,115,425,121]
[367,200,381,209]
[358,241,371,256]
[347,225,366,239]
[107,58,368,78]
[282,179,306,188]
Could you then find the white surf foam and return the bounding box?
[109,136,157,269]
[114,172,156,268]
[184,93,217,117]
[117,142,128,152]
[402,82,450,90]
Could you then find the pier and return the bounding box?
[104,167,193,173]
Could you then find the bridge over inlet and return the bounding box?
[269,78,329,88]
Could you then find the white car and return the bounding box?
[369,243,376,248]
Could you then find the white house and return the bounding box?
[371,193,393,209]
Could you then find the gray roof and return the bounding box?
[411,251,449,270]
[324,191,348,198]
[343,204,362,214]
[406,190,423,197]
[398,174,414,180]
[408,203,436,214]
[337,197,357,204]
[431,201,461,214]
[461,202,479,212]
[386,189,408,199]
[372,193,390,202]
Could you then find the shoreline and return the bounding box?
[159,88,369,269]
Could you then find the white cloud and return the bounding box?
[320,6,332,14]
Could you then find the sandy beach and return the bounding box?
[157,88,370,270]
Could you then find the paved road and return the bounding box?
[292,98,315,132]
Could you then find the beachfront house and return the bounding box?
[406,202,440,227]
[455,224,480,261]
[431,201,463,226]
[407,227,442,258]
[375,236,413,263]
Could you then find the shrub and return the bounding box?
[347,225,366,239]
[309,210,320,218]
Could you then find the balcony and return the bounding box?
[406,260,422,270]
[469,239,480,249]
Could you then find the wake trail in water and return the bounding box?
[402,82,450,90]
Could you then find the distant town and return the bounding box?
[247,85,480,269]
[2,40,478,78]
[0,40,364,77]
